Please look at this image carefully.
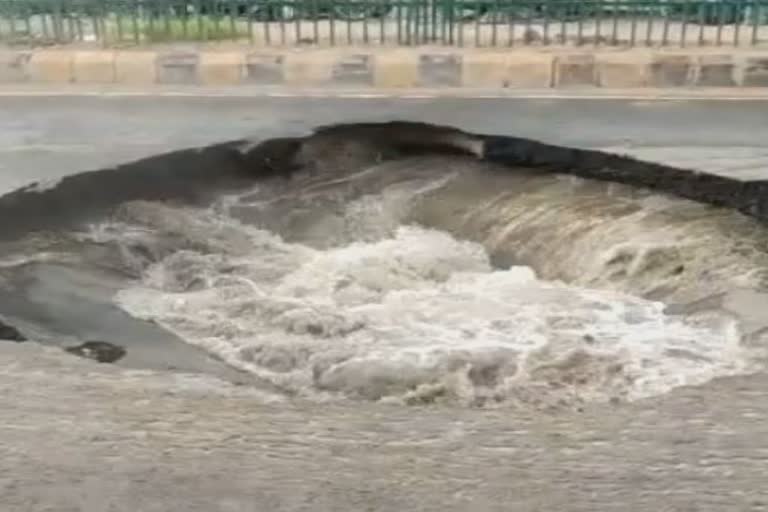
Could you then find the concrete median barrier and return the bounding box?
[595,52,651,88]
[27,50,74,83]
[1,47,766,89]
[114,51,157,85]
[73,51,116,84]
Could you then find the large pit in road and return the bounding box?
[1,122,767,408]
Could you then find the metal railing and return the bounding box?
[1,0,766,46]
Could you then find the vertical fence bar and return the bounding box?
[734,0,742,45]
[262,0,271,45]
[419,0,425,43]
[329,0,336,45]
[629,2,639,48]
[429,0,434,43]
[132,0,141,44]
[53,0,62,42]
[49,0,56,42]
[246,0,253,42]
[611,0,619,44]
[76,3,84,42]
[345,0,352,44]
[697,0,705,45]
[593,0,601,46]
[457,0,464,46]
[426,0,431,43]
[542,0,550,44]
[418,0,423,44]
[661,0,670,44]
[415,0,421,44]
[0,2,5,40]
[53,0,66,43]
[0,2,7,40]
[76,1,85,42]
[751,0,759,45]
[9,2,18,39]
[229,0,237,41]
[576,1,583,45]
[98,0,107,46]
[43,1,52,42]
[313,0,320,44]
[66,2,76,41]
[473,0,480,46]
[0,3,5,40]
[50,0,58,42]
[416,0,422,44]
[213,0,221,38]
[409,0,414,44]
[147,0,156,37]
[508,0,516,46]
[431,0,438,42]
[406,0,412,44]
[63,0,70,41]
[218,0,225,37]
[404,0,409,44]
[114,1,123,42]
[680,0,688,46]
[363,0,370,44]
[177,0,187,40]
[395,0,401,43]
[72,2,81,41]
[646,0,654,45]
[413,0,419,44]
[524,0,533,44]
[491,0,499,45]
[14,1,21,39]
[75,0,86,42]
[194,0,203,41]
[165,0,173,41]
[560,0,568,44]
[294,0,302,43]
[419,0,426,44]
[379,0,385,44]
[716,0,724,44]
[24,1,33,41]
[440,0,447,44]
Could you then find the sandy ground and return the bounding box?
[1,94,768,511]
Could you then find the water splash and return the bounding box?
[99,197,755,408]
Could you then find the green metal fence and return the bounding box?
[1,0,766,46]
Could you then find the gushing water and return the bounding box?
[5,134,766,409]
[63,151,766,408]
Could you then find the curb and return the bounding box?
[1,48,768,88]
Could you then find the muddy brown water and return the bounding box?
[2,122,768,510]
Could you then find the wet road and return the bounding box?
[1,94,767,192]
[2,95,768,511]
[3,342,768,511]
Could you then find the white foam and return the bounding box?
[113,207,756,408]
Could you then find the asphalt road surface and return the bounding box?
[1,94,767,191]
[2,94,768,512]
